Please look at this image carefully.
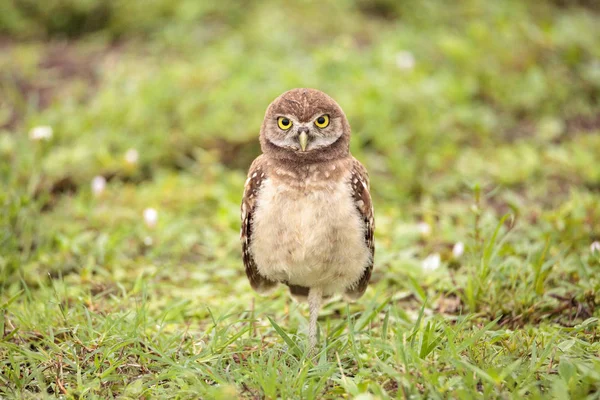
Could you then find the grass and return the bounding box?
[1,0,600,397]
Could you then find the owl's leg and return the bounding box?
[307,287,323,353]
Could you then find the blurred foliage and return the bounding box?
[1,0,600,397]
[0,0,247,38]
[1,0,599,201]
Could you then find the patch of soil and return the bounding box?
[355,0,402,20]
[204,137,261,170]
[1,40,121,130]
[551,0,600,11]
[502,113,600,144]
[563,113,600,137]
[498,293,596,329]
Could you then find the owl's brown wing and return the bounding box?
[241,156,277,293]
[345,158,375,300]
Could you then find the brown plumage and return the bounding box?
[240,88,374,351]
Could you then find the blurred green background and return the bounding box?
[1,0,600,397]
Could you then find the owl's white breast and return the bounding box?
[250,169,370,295]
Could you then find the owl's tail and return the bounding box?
[308,287,323,353]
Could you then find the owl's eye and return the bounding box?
[277,117,292,130]
[314,115,330,128]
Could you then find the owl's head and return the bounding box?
[259,88,351,163]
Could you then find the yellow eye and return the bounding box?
[277,117,292,130]
[314,114,330,128]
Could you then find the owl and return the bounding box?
[240,88,374,350]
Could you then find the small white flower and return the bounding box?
[125,148,139,164]
[143,208,158,228]
[91,176,106,196]
[29,126,53,141]
[452,242,465,258]
[143,236,153,246]
[417,222,431,237]
[354,394,376,400]
[395,51,415,70]
[591,241,600,254]
[422,253,441,271]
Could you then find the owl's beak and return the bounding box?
[298,130,309,152]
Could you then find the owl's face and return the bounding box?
[263,111,342,153]
[260,88,351,162]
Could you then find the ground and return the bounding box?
[1,0,600,398]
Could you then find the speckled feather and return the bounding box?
[344,160,375,300]
[240,156,277,292]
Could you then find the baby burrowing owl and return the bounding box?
[241,88,374,351]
